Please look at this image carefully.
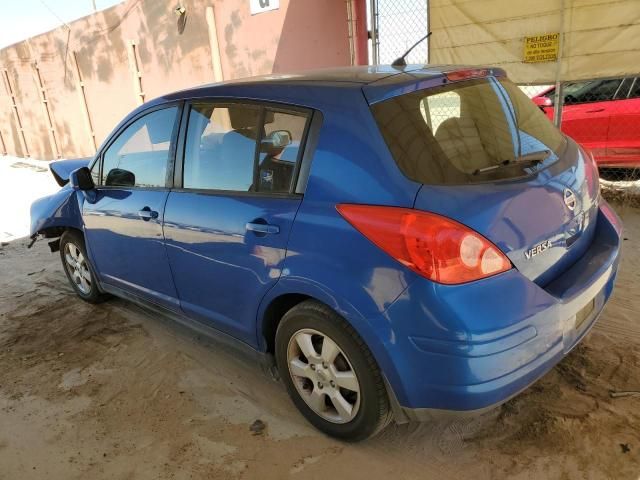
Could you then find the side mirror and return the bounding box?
[69,167,95,191]
[105,168,135,187]
[532,96,553,108]
[261,130,292,153]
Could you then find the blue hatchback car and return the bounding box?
[31,66,622,441]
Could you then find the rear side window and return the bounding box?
[371,77,566,185]
[258,110,307,193]
[101,107,177,188]
[183,103,308,194]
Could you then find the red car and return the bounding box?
[532,78,640,169]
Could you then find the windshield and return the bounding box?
[371,77,566,185]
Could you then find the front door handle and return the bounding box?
[138,207,159,221]
[586,108,605,113]
[246,221,279,235]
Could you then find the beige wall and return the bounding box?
[0,0,351,160]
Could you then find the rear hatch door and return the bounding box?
[369,73,600,285]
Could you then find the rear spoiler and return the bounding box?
[362,66,507,105]
[49,158,92,186]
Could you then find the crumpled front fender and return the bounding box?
[30,185,83,238]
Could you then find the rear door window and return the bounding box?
[258,110,307,193]
[371,77,566,185]
[182,103,309,194]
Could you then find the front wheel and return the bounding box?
[275,300,392,441]
[59,230,109,304]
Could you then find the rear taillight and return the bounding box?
[337,204,512,285]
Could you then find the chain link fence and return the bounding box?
[373,0,428,64]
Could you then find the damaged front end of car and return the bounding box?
[29,158,92,251]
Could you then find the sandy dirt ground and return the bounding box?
[1,158,640,479]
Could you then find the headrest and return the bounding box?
[229,108,275,129]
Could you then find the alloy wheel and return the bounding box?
[287,328,361,424]
[64,242,92,295]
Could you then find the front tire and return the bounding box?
[59,230,108,304]
[275,300,392,441]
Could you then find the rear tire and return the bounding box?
[275,300,392,441]
[59,230,109,304]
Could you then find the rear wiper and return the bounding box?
[473,150,551,175]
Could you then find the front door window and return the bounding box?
[101,107,178,188]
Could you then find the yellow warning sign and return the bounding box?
[523,33,560,63]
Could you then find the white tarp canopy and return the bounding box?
[428,0,640,84]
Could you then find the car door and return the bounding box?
[543,79,620,160]
[605,77,640,166]
[83,104,181,310]
[163,101,311,345]
[562,79,623,159]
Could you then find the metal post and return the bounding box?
[72,51,97,153]
[2,69,29,157]
[553,81,564,128]
[205,6,224,82]
[127,40,145,106]
[553,0,565,127]
[346,0,356,66]
[31,61,61,158]
[0,130,6,156]
[369,0,379,64]
[353,0,369,65]
[426,0,431,63]
[26,39,60,158]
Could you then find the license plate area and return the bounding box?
[575,298,595,330]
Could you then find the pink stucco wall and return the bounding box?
[0,0,352,159]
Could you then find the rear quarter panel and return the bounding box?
[259,86,423,381]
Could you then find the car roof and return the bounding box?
[203,65,431,86]
[148,64,506,111]
[175,64,498,90]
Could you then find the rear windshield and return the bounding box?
[371,77,566,185]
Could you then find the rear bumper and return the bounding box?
[379,202,622,419]
[399,290,607,422]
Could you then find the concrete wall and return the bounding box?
[0,0,353,160]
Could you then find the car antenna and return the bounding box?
[391,32,432,67]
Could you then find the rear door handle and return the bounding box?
[138,207,159,221]
[246,222,279,235]
[586,108,605,113]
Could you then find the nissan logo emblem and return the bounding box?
[564,188,577,211]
